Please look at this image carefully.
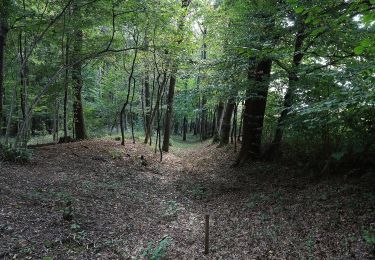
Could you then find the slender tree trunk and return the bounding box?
[17,29,29,146]
[266,23,305,159]
[53,99,59,142]
[0,22,7,136]
[161,0,191,152]
[173,117,179,135]
[71,28,86,140]
[236,59,272,164]
[231,102,237,144]
[233,103,238,152]
[237,101,244,141]
[194,116,198,135]
[183,116,187,141]
[63,13,70,141]
[143,48,151,144]
[219,98,235,146]
[130,77,136,143]
[120,33,139,145]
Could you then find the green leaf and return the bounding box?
[295,7,304,14]
[354,46,364,55]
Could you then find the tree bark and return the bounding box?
[236,59,272,164]
[71,28,86,140]
[162,70,176,152]
[161,0,191,152]
[183,116,187,141]
[0,1,9,136]
[144,69,151,143]
[62,12,70,141]
[212,101,224,143]
[0,24,7,136]
[219,98,235,146]
[266,22,306,158]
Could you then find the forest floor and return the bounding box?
[0,137,374,259]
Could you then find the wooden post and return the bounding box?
[204,214,209,254]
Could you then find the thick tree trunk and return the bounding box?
[162,71,176,152]
[72,28,86,140]
[219,98,235,146]
[212,101,224,143]
[201,95,208,140]
[236,59,272,164]
[5,84,16,144]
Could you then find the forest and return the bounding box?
[0,0,374,259]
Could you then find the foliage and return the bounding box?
[0,144,32,163]
[0,0,373,171]
[141,236,172,260]
[363,228,375,245]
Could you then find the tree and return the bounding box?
[0,0,10,136]
[162,0,192,152]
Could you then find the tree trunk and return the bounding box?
[183,116,187,141]
[237,101,244,141]
[236,59,272,164]
[201,95,208,140]
[52,100,59,142]
[144,71,151,143]
[5,84,16,144]
[0,1,9,137]
[0,22,7,136]
[161,0,191,152]
[120,35,139,145]
[162,70,176,152]
[143,38,151,144]
[71,28,86,140]
[212,102,224,143]
[18,30,29,146]
[173,117,179,135]
[130,77,136,143]
[266,22,306,159]
[219,98,235,146]
[63,13,70,141]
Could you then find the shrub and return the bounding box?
[141,236,171,260]
[0,144,32,163]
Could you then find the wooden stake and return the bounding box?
[204,214,209,254]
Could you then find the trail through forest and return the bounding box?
[1,138,374,259]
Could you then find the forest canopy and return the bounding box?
[0,0,374,169]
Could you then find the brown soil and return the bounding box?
[0,138,374,259]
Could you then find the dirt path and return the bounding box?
[1,138,374,259]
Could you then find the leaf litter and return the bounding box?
[0,138,374,259]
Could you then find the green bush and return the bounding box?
[141,236,171,260]
[0,144,32,163]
